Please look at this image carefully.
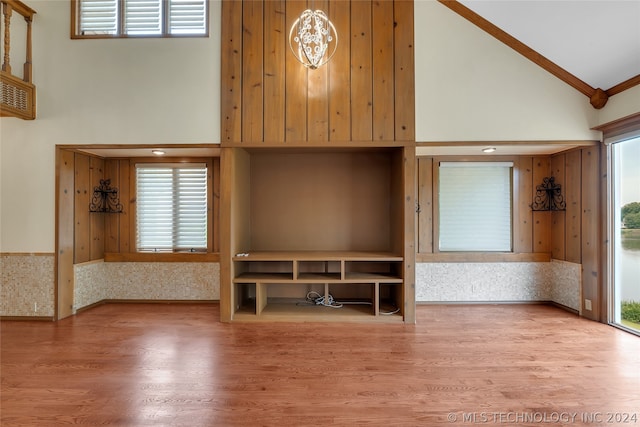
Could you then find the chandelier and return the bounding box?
[289,9,338,69]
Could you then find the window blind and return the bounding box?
[136,164,207,252]
[125,0,162,35]
[169,0,207,35]
[79,0,118,35]
[439,162,513,252]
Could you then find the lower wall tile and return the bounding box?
[74,261,220,312]
[0,254,55,317]
[549,259,581,311]
[1,256,583,317]
[74,260,109,310]
[416,261,580,310]
[416,262,551,302]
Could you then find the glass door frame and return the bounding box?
[606,130,640,336]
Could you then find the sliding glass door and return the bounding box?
[610,135,640,334]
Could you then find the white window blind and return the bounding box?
[77,0,207,36]
[125,0,162,35]
[136,164,208,252]
[439,162,513,252]
[169,0,207,35]
[79,0,118,35]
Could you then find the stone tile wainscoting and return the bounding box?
[2,256,579,317]
[0,253,55,317]
[416,260,581,312]
[74,261,220,313]
[549,259,581,311]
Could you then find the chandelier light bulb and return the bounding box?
[289,9,338,69]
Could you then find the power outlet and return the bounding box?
[584,299,592,311]
[34,302,38,312]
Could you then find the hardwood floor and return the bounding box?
[2,303,639,426]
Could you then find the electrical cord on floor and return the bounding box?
[301,291,401,315]
[294,291,401,316]
[305,291,343,308]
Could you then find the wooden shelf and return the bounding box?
[234,273,294,283]
[296,273,342,282]
[233,299,403,323]
[344,272,403,283]
[233,251,403,262]
[232,251,403,321]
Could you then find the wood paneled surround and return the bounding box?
[437,1,640,110]
[417,155,557,260]
[70,153,220,263]
[550,147,602,322]
[219,0,416,323]
[55,147,220,319]
[220,0,415,144]
[417,148,603,321]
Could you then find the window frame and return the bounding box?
[135,162,209,253]
[437,160,514,253]
[71,0,210,39]
[131,158,215,256]
[605,129,640,335]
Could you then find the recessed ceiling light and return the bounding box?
[482,147,497,153]
[152,150,166,156]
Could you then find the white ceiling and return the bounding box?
[415,141,596,157]
[458,0,640,91]
[74,146,220,158]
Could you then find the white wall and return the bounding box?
[0,0,221,252]
[415,0,600,142]
[595,85,640,129]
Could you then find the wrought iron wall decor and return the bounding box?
[531,176,566,211]
[89,179,123,213]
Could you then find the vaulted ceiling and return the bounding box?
[446,0,640,109]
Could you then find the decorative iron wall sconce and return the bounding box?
[89,179,123,213]
[531,176,566,211]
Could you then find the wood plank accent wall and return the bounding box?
[580,147,601,321]
[514,156,533,253]
[74,153,104,264]
[564,150,582,263]
[220,0,415,145]
[68,155,220,264]
[532,157,551,253]
[550,147,602,321]
[56,149,75,320]
[416,155,551,257]
[418,149,603,321]
[104,160,131,254]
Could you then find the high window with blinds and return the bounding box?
[438,162,513,252]
[136,163,208,252]
[73,0,208,37]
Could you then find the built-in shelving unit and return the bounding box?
[220,144,416,323]
[233,251,404,321]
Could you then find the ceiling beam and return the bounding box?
[606,74,640,98]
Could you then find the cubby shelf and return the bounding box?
[232,251,404,322]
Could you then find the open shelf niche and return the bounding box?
[220,144,416,323]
